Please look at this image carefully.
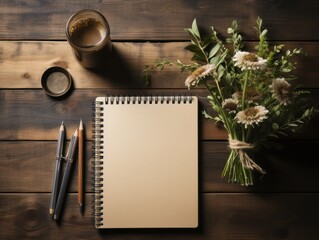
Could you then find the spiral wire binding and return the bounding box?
[91,95,193,227]
[92,100,105,228]
[104,95,193,105]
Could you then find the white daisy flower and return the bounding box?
[233,51,267,71]
[185,64,216,89]
[222,98,238,112]
[185,75,196,89]
[235,105,268,128]
[270,78,292,105]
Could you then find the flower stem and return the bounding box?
[241,70,250,110]
[222,149,254,186]
[241,70,250,142]
[214,79,224,102]
[205,83,235,138]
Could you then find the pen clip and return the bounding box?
[65,129,78,163]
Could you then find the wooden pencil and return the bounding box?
[78,119,84,214]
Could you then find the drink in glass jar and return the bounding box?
[66,9,112,68]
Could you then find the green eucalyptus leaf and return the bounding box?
[185,44,201,53]
[232,20,238,29]
[214,116,222,122]
[278,131,288,136]
[210,56,220,65]
[217,65,225,79]
[303,109,310,117]
[207,95,214,101]
[281,68,291,73]
[261,29,268,37]
[272,123,279,130]
[227,27,234,34]
[217,52,227,66]
[209,44,221,59]
[191,54,207,63]
[202,110,213,119]
[191,19,201,39]
[185,28,200,43]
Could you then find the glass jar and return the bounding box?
[66,9,112,68]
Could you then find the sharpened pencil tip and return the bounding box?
[74,128,78,137]
[79,119,83,130]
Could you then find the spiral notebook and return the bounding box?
[92,96,198,229]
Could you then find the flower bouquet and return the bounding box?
[145,18,316,186]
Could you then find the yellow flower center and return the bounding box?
[244,108,259,119]
[243,53,258,62]
[191,67,206,77]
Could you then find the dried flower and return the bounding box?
[271,78,292,105]
[185,64,216,89]
[232,88,263,103]
[235,106,269,128]
[233,51,267,71]
[222,98,238,112]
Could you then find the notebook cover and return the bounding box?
[93,96,198,229]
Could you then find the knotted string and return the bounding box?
[228,137,266,174]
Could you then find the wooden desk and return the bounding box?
[1,1,319,239]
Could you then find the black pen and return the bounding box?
[49,122,65,218]
[54,128,78,220]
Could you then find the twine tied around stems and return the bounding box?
[228,137,266,174]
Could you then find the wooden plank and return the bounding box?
[0,0,318,40]
[202,193,319,240]
[1,89,318,141]
[0,141,92,193]
[0,41,318,88]
[1,141,319,193]
[0,41,189,89]
[0,89,220,140]
[0,193,319,239]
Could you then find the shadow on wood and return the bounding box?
[87,45,146,88]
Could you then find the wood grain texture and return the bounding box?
[0,89,222,141]
[0,41,319,88]
[1,141,319,193]
[1,193,319,240]
[0,0,318,40]
[1,89,318,141]
[1,0,319,238]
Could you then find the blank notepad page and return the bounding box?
[93,96,198,229]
